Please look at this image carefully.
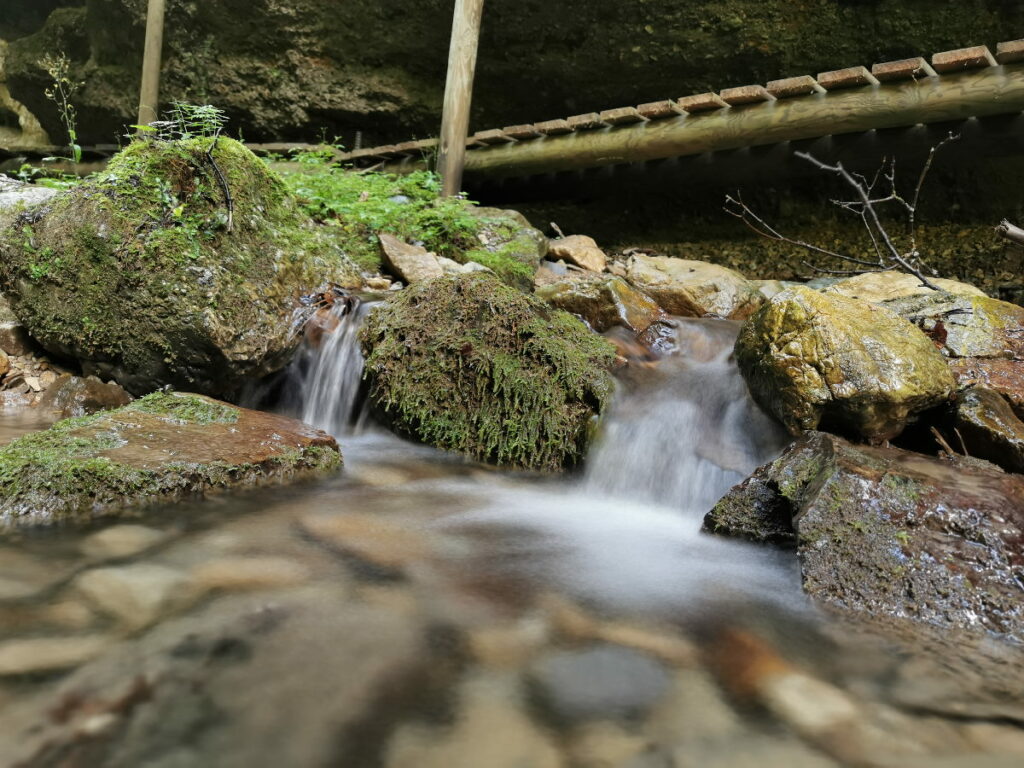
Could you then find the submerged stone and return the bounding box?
[360,272,616,472]
[0,391,340,528]
[0,138,360,398]
[705,431,1024,639]
[735,286,955,441]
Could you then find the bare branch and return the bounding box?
[996,219,1024,247]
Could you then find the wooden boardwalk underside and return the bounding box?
[349,41,1024,182]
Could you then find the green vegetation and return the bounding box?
[128,390,239,425]
[281,152,543,284]
[360,272,617,472]
[38,51,82,163]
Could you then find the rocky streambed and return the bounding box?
[1,135,1024,766]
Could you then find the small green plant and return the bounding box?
[145,101,229,142]
[38,52,83,163]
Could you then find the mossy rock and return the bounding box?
[360,272,617,471]
[0,137,360,398]
[0,391,341,529]
[705,431,1024,639]
[735,286,956,441]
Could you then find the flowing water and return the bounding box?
[0,313,1022,767]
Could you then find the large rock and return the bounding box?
[0,391,340,528]
[625,255,763,320]
[460,207,547,289]
[360,272,616,472]
[535,273,664,333]
[824,271,987,303]
[36,373,133,417]
[735,286,956,441]
[705,431,1024,638]
[0,138,359,398]
[0,176,58,212]
[952,387,1024,474]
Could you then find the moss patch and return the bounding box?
[360,272,616,471]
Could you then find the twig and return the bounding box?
[550,222,567,239]
[930,427,956,456]
[205,132,234,232]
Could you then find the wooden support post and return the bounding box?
[438,0,485,197]
[136,0,167,126]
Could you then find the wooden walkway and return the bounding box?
[344,40,1024,181]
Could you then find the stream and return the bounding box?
[0,311,1022,767]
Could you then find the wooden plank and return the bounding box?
[996,40,1024,64]
[534,118,574,135]
[932,45,997,73]
[566,112,607,130]
[449,64,1024,180]
[766,75,824,98]
[473,129,516,145]
[437,0,485,196]
[871,57,937,82]
[599,107,646,125]
[720,85,776,106]
[817,66,880,90]
[677,92,728,113]
[636,100,684,119]
[502,124,542,140]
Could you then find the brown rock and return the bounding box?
[299,512,431,575]
[548,234,608,272]
[949,358,1024,417]
[706,431,1024,638]
[0,322,33,356]
[378,233,444,284]
[953,387,1024,473]
[625,255,763,319]
[0,349,8,379]
[37,374,132,417]
[0,635,113,676]
[535,273,665,333]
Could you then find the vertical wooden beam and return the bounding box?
[136,0,167,126]
[438,0,485,197]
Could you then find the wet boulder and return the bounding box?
[0,138,360,399]
[880,292,1024,414]
[952,387,1024,474]
[824,271,986,303]
[0,391,340,528]
[360,272,617,472]
[624,255,763,320]
[535,272,665,333]
[735,286,955,441]
[36,373,133,417]
[705,431,1024,639]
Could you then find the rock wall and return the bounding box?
[3,0,1023,146]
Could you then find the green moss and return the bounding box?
[127,391,239,425]
[360,272,616,471]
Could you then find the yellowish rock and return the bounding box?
[824,271,986,302]
[735,286,956,440]
[189,556,312,593]
[535,274,664,333]
[379,233,444,284]
[626,255,762,319]
[548,235,608,272]
[0,635,112,676]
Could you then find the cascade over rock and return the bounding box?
[0,137,360,398]
[734,286,955,441]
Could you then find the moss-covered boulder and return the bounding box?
[360,273,617,471]
[735,286,955,441]
[0,137,359,398]
[0,391,340,529]
[704,431,1024,639]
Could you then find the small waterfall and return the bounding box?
[585,317,787,516]
[288,298,375,437]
